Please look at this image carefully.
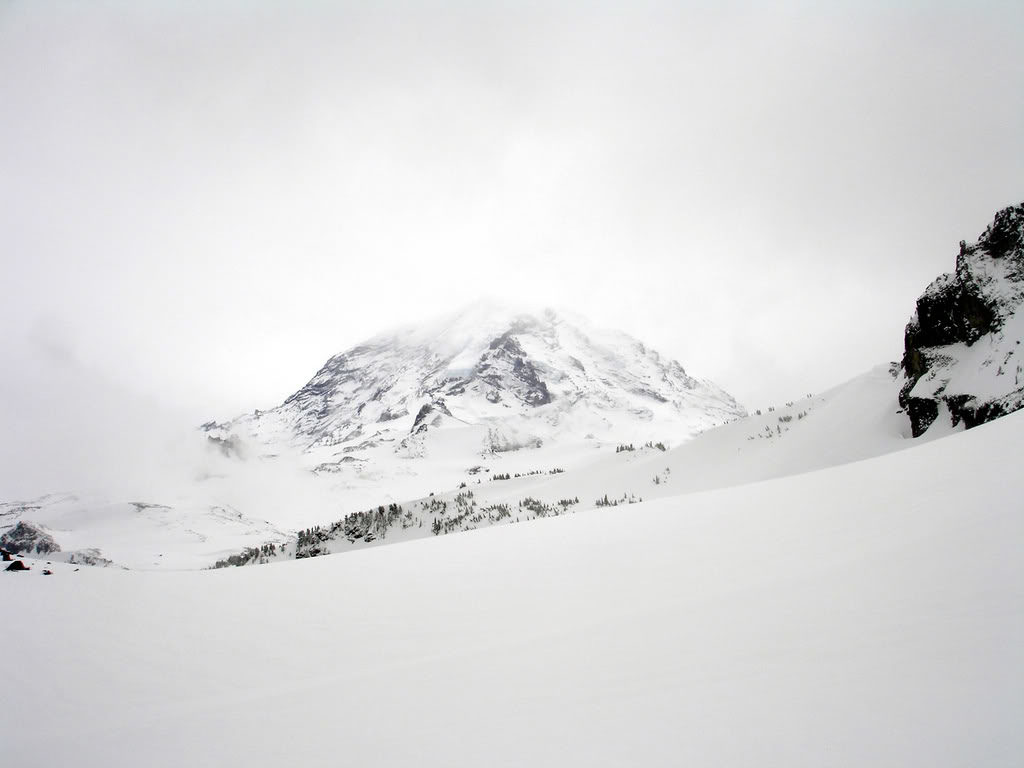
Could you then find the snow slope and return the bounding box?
[206,362,959,563]
[0,362,957,569]
[2,406,1021,767]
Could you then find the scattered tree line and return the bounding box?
[753,394,814,416]
[517,496,579,516]
[293,503,410,559]
[491,467,565,481]
[595,492,642,507]
[212,542,279,569]
[616,441,666,453]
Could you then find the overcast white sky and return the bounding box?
[1,0,1022,457]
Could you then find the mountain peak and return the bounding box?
[219,304,745,462]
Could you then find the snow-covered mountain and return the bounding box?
[7,197,1024,574]
[208,302,745,462]
[900,202,1024,436]
[0,304,747,569]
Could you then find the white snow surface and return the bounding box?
[911,307,1024,403]
[2,406,1021,767]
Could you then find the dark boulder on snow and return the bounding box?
[0,521,61,556]
[5,559,30,572]
[900,203,1024,436]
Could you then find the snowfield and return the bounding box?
[2,407,1021,767]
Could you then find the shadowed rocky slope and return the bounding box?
[900,203,1024,436]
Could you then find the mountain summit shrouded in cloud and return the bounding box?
[1,303,746,569]
[210,302,745,457]
[2,3,1021,415]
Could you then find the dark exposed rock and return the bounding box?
[377,407,407,422]
[411,399,453,435]
[477,331,551,407]
[206,433,245,459]
[130,502,170,513]
[5,559,29,572]
[0,521,60,555]
[632,387,669,403]
[902,395,940,437]
[899,202,1024,436]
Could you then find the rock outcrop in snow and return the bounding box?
[0,520,60,555]
[900,202,1024,436]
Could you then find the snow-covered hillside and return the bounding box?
[226,363,924,563]
[3,406,1021,767]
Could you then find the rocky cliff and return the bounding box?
[900,203,1024,436]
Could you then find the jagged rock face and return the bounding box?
[0,520,60,555]
[411,399,453,435]
[476,327,552,407]
[900,203,1024,436]
[217,304,746,457]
